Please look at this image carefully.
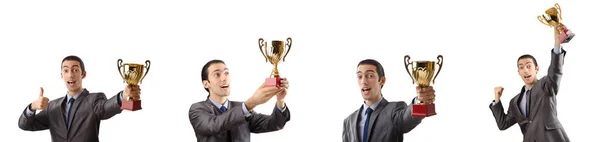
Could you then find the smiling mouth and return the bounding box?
[524,75,532,79]
[220,85,229,88]
[67,81,76,85]
[361,88,371,93]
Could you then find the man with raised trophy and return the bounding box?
[188,37,292,142]
[489,3,572,142]
[18,55,145,142]
[343,56,441,142]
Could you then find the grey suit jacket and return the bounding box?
[343,98,423,142]
[188,98,291,142]
[18,89,124,142]
[490,49,570,142]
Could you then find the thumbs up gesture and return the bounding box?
[31,87,50,111]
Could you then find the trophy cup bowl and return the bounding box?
[258,37,292,88]
[404,55,443,117]
[537,3,575,43]
[117,59,151,111]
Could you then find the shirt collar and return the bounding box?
[208,97,229,109]
[66,89,84,102]
[362,97,383,115]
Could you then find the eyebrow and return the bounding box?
[357,70,375,74]
[518,62,533,66]
[62,65,80,68]
[211,68,229,74]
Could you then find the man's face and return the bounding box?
[517,58,539,85]
[61,60,86,92]
[357,64,384,101]
[203,63,230,97]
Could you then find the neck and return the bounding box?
[68,88,83,97]
[365,94,382,106]
[209,94,227,105]
[525,80,537,89]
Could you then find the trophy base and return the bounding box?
[412,103,436,117]
[560,29,575,43]
[121,100,142,111]
[264,77,281,88]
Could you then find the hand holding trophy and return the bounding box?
[258,37,292,88]
[537,3,575,44]
[404,55,443,117]
[117,59,151,111]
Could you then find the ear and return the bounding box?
[535,66,540,72]
[380,76,386,86]
[202,80,210,90]
[82,71,87,79]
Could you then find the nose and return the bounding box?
[360,77,368,85]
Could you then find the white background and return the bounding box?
[1,0,598,141]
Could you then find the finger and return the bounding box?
[40,87,44,97]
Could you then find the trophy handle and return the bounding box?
[555,3,562,20]
[282,37,292,62]
[258,38,270,63]
[139,60,151,84]
[117,59,125,83]
[403,55,415,84]
[432,55,443,84]
[537,15,551,27]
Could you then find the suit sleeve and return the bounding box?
[489,101,517,130]
[544,47,566,96]
[188,103,248,136]
[93,92,123,120]
[392,100,423,133]
[18,104,50,131]
[342,117,350,142]
[248,104,291,133]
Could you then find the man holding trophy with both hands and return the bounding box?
[489,3,573,142]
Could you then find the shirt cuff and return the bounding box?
[553,45,562,54]
[491,100,498,106]
[24,104,35,116]
[278,104,287,112]
[241,103,252,117]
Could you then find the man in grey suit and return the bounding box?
[189,59,291,142]
[18,55,142,142]
[343,59,436,142]
[490,23,570,142]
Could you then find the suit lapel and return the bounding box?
[67,89,89,131]
[58,97,68,130]
[350,109,360,141]
[366,98,388,141]
[528,88,543,120]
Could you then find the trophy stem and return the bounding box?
[271,64,280,78]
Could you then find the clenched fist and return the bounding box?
[30,87,49,111]
[494,86,504,102]
[417,86,436,104]
[122,84,141,101]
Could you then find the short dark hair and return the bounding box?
[201,59,226,92]
[61,55,85,75]
[517,54,538,67]
[357,59,385,88]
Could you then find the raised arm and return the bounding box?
[247,104,291,133]
[489,100,517,130]
[18,104,50,131]
[392,100,424,133]
[188,103,247,136]
[93,92,123,120]
[544,45,565,95]
[18,87,50,131]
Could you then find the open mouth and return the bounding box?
[524,75,532,79]
[361,88,371,93]
[220,85,229,88]
[67,81,76,85]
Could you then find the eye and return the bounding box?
[367,74,375,78]
[357,75,362,79]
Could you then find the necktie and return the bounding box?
[363,108,373,142]
[525,90,530,117]
[66,98,75,128]
[219,106,231,142]
[220,106,227,112]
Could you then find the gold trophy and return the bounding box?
[258,37,292,87]
[117,59,151,111]
[538,3,575,43]
[404,55,443,117]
